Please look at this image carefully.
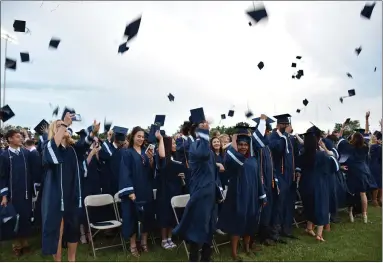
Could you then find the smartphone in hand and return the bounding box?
[71,114,82,122]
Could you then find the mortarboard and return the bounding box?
[168,93,175,102]
[34,119,49,135]
[190,107,206,124]
[0,105,15,123]
[245,110,254,118]
[291,63,296,68]
[296,109,301,113]
[154,115,166,127]
[5,58,17,70]
[374,67,377,72]
[67,128,73,136]
[124,16,142,41]
[0,204,19,233]
[20,52,30,63]
[355,46,362,56]
[375,131,382,140]
[348,89,355,97]
[13,20,26,32]
[273,113,291,124]
[346,72,353,78]
[228,110,234,117]
[246,6,268,25]
[148,124,160,143]
[104,119,112,133]
[234,125,251,135]
[118,42,129,54]
[296,56,302,59]
[52,106,59,117]
[297,69,304,76]
[354,128,365,134]
[360,2,375,19]
[292,75,295,79]
[61,107,75,121]
[257,61,264,70]
[307,123,323,137]
[296,74,302,80]
[112,126,128,141]
[76,129,87,138]
[49,38,61,49]
[303,99,309,106]
[221,114,226,120]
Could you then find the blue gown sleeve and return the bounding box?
[42,139,64,165]
[99,141,113,161]
[252,119,268,149]
[74,135,93,157]
[118,151,135,199]
[326,151,340,173]
[176,136,189,152]
[268,132,288,154]
[225,145,247,170]
[189,129,211,161]
[0,154,9,197]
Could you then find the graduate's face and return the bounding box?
[172,139,176,152]
[237,141,249,155]
[134,131,145,147]
[56,121,70,138]
[8,132,23,147]
[212,138,221,151]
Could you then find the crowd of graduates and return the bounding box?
[0,108,381,262]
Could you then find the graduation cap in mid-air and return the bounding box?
[0,105,16,123]
[154,115,166,127]
[124,16,142,41]
[5,58,17,70]
[228,110,235,117]
[273,113,291,125]
[296,109,301,113]
[374,67,377,72]
[360,2,376,19]
[104,118,112,133]
[221,114,226,120]
[20,52,30,62]
[13,20,26,32]
[346,72,353,78]
[257,61,264,70]
[118,42,129,54]
[168,93,175,102]
[245,110,254,119]
[49,38,61,49]
[291,63,296,68]
[355,46,362,56]
[0,204,19,233]
[296,56,302,59]
[52,106,59,117]
[303,99,309,106]
[339,89,356,103]
[34,119,49,135]
[247,5,268,26]
[61,107,76,121]
[190,107,206,124]
[112,126,129,142]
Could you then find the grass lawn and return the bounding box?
[0,205,381,262]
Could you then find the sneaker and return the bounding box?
[363,215,368,224]
[349,213,354,223]
[167,240,177,248]
[161,240,172,250]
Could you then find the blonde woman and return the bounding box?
[41,113,99,261]
[219,134,231,150]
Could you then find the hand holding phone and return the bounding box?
[71,114,82,122]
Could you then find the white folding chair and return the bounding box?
[113,193,122,222]
[293,188,305,228]
[171,194,191,259]
[85,194,126,258]
[149,189,158,244]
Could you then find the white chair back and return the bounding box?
[114,192,121,203]
[171,194,190,208]
[85,194,114,207]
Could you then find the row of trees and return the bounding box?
[0,120,362,141]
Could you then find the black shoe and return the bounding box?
[282,233,299,239]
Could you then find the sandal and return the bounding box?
[130,246,140,258]
[305,228,316,237]
[12,247,22,257]
[316,235,325,242]
[140,243,149,253]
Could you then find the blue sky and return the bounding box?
[1,1,382,133]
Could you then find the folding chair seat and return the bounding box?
[85,194,126,258]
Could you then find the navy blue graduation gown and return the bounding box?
[214,153,229,188]
[175,135,193,165]
[156,158,187,228]
[268,130,296,231]
[337,139,377,194]
[217,146,266,236]
[118,147,161,239]
[369,144,382,188]
[297,150,339,226]
[172,129,217,245]
[99,141,124,196]
[322,138,339,214]
[0,148,39,240]
[252,128,275,227]
[41,136,92,255]
[28,148,43,227]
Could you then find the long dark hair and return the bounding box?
[128,126,145,148]
[350,132,365,149]
[181,121,192,136]
[302,133,318,170]
[163,136,173,167]
[190,123,198,139]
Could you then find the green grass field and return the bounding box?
[1,206,381,262]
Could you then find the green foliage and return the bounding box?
[333,120,361,137]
